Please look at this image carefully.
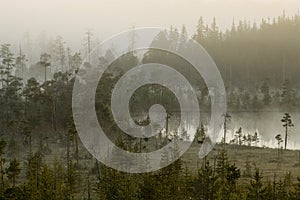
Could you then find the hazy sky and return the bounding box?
[1,0,300,49]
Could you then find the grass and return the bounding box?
[183,142,300,181]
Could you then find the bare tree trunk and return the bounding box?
[277,144,280,160]
[0,157,4,193]
[67,131,70,176]
[44,66,47,83]
[51,99,57,131]
[210,156,217,200]
[74,133,79,164]
[12,176,15,187]
[95,159,101,181]
[284,125,288,150]
[87,173,91,200]
[36,160,38,189]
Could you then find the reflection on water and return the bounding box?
[134,111,300,150]
[220,111,300,150]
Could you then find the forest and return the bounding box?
[0,12,300,199]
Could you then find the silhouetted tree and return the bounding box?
[6,158,21,187]
[281,113,294,150]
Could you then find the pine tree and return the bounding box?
[291,178,300,200]
[0,139,7,194]
[208,17,219,42]
[193,16,206,43]
[194,160,216,200]
[275,134,283,160]
[235,127,243,146]
[178,24,188,52]
[244,158,252,178]
[22,77,41,121]
[196,123,206,144]
[215,150,230,199]
[252,132,259,147]
[69,52,82,74]
[226,163,240,192]
[24,151,43,198]
[6,158,21,187]
[281,113,294,150]
[15,46,27,81]
[39,53,51,83]
[247,168,267,200]
[263,181,275,200]
[53,36,66,72]
[283,172,293,195]
[139,173,155,200]
[276,180,288,200]
[182,165,194,199]
[0,44,14,88]
[52,157,66,200]
[39,164,55,200]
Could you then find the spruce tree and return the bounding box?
[6,158,21,187]
[247,168,267,200]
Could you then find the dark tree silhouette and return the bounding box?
[281,113,294,150]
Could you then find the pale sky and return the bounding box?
[0,0,300,49]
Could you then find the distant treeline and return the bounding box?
[192,13,300,89]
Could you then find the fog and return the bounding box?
[1,0,300,50]
[1,0,300,150]
[221,112,300,150]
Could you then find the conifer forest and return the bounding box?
[1,1,300,199]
